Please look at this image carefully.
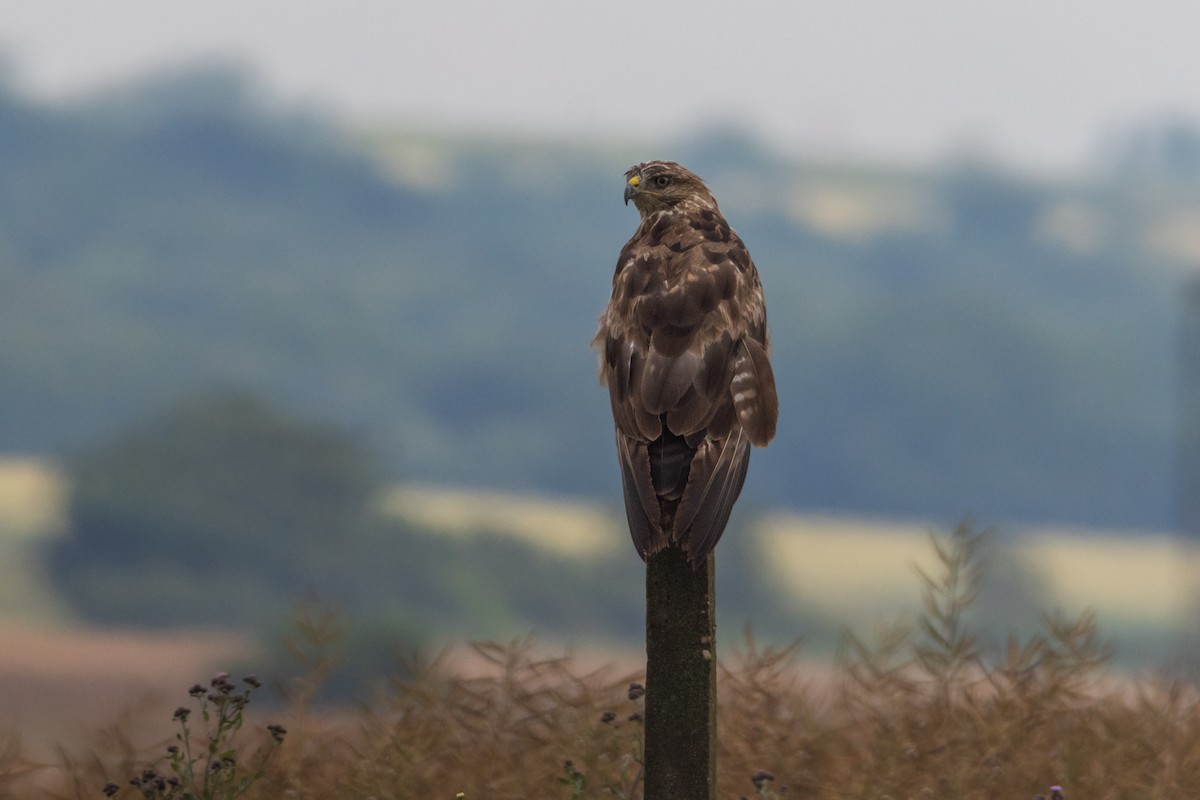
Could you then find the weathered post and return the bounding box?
[644,546,716,799]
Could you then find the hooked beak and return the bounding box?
[624,175,640,205]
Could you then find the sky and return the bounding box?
[1,0,1198,173]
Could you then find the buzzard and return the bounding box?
[594,161,778,566]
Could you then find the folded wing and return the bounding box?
[599,233,777,565]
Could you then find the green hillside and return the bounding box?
[0,65,1195,530]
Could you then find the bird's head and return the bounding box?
[623,161,717,215]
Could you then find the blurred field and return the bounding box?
[0,460,247,755]
[0,458,65,537]
[0,621,248,758]
[382,484,619,558]
[386,482,1196,640]
[5,456,1194,637]
[758,513,1198,631]
[0,458,71,623]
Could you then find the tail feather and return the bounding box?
[674,426,751,564]
[647,427,694,503]
[730,338,778,447]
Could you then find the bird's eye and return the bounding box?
[653,175,671,188]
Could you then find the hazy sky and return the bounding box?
[2,0,1197,172]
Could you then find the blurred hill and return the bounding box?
[2,453,1191,671]
[1,64,1198,530]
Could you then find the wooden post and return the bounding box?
[644,545,716,800]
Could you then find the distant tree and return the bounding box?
[939,166,1043,244]
[1106,116,1200,184]
[45,388,389,626]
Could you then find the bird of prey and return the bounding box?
[594,161,778,566]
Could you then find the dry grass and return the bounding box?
[5,525,1200,800]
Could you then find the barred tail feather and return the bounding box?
[730,338,778,447]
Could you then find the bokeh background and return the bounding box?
[3,0,1200,743]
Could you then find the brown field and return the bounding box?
[4,460,1200,797]
[0,622,248,756]
[4,601,1198,799]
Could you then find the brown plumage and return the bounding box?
[594,161,778,566]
